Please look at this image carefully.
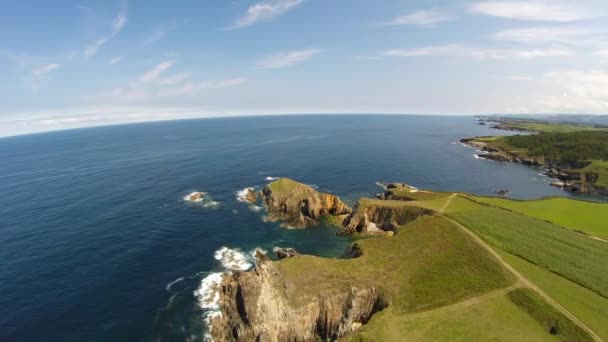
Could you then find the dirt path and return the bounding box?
[439,193,457,213]
[400,284,522,321]
[441,195,603,342]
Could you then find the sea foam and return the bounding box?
[194,247,258,340]
[265,176,279,181]
[214,247,254,271]
[235,187,255,203]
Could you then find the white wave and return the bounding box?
[249,205,263,212]
[165,277,184,292]
[203,200,221,208]
[236,187,256,203]
[214,247,254,271]
[184,191,206,202]
[375,182,387,190]
[194,272,224,311]
[474,154,482,159]
[265,176,279,181]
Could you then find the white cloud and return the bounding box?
[494,26,604,45]
[232,0,303,29]
[84,8,128,57]
[597,49,608,58]
[109,57,122,64]
[136,60,175,84]
[158,72,191,86]
[256,49,320,69]
[539,70,608,113]
[469,1,591,22]
[32,63,60,75]
[384,44,574,59]
[382,9,455,26]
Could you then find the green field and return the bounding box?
[346,293,554,342]
[507,288,593,341]
[499,120,606,133]
[501,251,608,340]
[446,196,608,298]
[474,196,608,240]
[277,214,514,313]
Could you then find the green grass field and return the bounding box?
[473,196,608,240]
[277,214,514,313]
[499,120,607,133]
[507,288,593,341]
[345,293,555,342]
[446,196,608,298]
[501,251,608,340]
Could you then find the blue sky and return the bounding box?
[1,0,607,136]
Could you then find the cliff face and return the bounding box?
[210,251,385,342]
[262,178,351,228]
[343,202,434,235]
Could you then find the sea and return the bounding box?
[0,115,601,341]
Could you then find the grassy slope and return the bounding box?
[507,288,593,342]
[446,196,608,298]
[501,251,608,340]
[473,196,608,240]
[277,214,514,313]
[346,294,554,342]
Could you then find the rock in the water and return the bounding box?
[273,247,300,260]
[183,191,206,202]
[261,178,351,228]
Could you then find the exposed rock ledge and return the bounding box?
[210,250,385,342]
[343,200,434,235]
[261,178,351,228]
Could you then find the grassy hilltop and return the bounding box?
[241,178,608,341]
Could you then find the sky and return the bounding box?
[1,0,607,137]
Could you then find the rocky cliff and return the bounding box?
[261,178,351,228]
[210,250,385,342]
[342,200,435,235]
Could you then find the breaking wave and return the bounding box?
[235,187,256,203]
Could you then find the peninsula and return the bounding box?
[208,178,608,341]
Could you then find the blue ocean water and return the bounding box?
[0,115,599,341]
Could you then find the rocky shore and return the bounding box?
[460,137,608,196]
[210,250,386,342]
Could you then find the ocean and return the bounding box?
[0,115,599,341]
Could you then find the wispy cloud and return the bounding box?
[32,63,60,75]
[381,9,455,27]
[469,1,591,22]
[84,7,128,57]
[109,57,122,64]
[385,44,574,59]
[539,70,608,113]
[143,22,177,46]
[256,49,320,69]
[158,72,191,86]
[232,0,304,29]
[136,60,175,84]
[494,26,608,53]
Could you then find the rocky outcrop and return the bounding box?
[273,247,300,260]
[262,178,351,228]
[210,251,385,342]
[342,202,434,235]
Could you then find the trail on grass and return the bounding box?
[442,195,603,342]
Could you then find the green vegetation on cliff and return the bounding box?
[278,214,514,312]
